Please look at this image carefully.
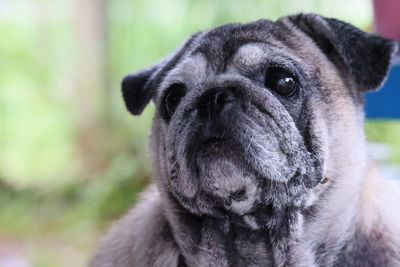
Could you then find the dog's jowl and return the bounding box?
[90,14,400,267]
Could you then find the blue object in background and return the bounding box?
[365,60,400,119]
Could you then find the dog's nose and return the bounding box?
[197,87,236,119]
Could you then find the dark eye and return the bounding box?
[161,83,186,120]
[265,67,298,96]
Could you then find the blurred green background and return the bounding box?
[0,0,399,266]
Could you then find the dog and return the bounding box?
[90,14,400,267]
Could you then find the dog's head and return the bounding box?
[122,14,396,225]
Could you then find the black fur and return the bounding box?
[122,33,201,115]
[91,14,399,267]
[288,14,397,92]
[333,227,400,267]
[123,15,395,265]
[122,66,158,115]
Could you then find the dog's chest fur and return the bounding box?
[165,189,399,267]
[172,216,273,266]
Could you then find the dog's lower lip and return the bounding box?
[200,137,226,146]
[197,137,227,156]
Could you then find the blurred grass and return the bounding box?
[365,121,400,163]
[0,0,399,266]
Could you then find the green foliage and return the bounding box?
[365,121,400,163]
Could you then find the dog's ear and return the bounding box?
[286,14,398,92]
[122,65,159,115]
[122,33,201,115]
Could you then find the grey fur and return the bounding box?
[90,14,400,267]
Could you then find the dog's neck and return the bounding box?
[300,154,369,266]
[162,161,370,267]
[163,191,318,266]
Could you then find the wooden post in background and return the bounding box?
[72,0,109,174]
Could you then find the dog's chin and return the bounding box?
[190,139,262,215]
[195,138,244,172]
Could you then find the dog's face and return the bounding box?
[122,14,396,226]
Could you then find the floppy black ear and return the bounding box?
[287,14,398,92]
[122,33,202,115]
[122,65,160,115]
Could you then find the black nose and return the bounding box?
[197,87,236,119]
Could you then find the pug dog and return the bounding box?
[90,14,400,267]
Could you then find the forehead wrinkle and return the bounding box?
[232,43,267,67]
[157,54,208,97]
[229,41,306,75]
[191,20,276,72]
[194,37,269,73]
[224,27,304,72]
[177,54,208,86]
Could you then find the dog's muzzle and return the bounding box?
[190,86,243,161]
[196,86,237,120]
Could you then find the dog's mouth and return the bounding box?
[196,136,243,160]
[199,137,227,155]
[194,135,246,174]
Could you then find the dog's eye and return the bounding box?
[265,67,298,96]
[161,83,186,120]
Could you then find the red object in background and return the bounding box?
[373,0,400,40]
